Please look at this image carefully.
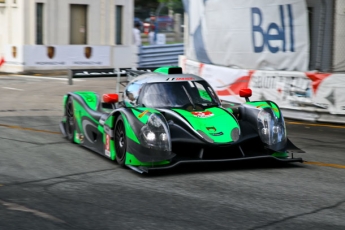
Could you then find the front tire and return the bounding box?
[65,97,75,142]
[114,116,127,166]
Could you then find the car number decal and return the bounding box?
[105,134,111,157]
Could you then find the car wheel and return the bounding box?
[65,97,75,142]
[115,116,127,166]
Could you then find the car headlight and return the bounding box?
[140,114,171,151]
[143,131,156,141]
[257,109,286,146]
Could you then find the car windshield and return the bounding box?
[138,81,220,108]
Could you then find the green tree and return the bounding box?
[134,0,183,19]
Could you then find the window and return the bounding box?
[70,4,88,44]
[115,5,123,45]
[138,81,219,108]
[36,3,44,44]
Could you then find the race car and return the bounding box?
[60,66,304,173]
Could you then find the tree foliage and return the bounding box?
[134,0,183,19]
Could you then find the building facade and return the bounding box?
[0,0,136,73]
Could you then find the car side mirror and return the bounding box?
[239,88,252,102]
[103,94,119,103]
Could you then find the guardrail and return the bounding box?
[138,44,184,67]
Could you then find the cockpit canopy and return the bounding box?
[123,75,221,109]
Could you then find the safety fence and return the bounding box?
[138,44,184,68]
[180,55,345,124]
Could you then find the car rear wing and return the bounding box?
[68,67,157,93]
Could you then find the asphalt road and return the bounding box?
[0,75,344,230]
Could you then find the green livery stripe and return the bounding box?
[73,100,99,133]
[73,130,80,144]
[74,91,98,111]
[110,139,116,160]
[272,152,289,158]
[121,113,140,144]
[131,107,159,124]
[246,101,281,118]
[173,107,239,143]
[105,115,114,128]
[125,152,170,166]
[153,66,180,75]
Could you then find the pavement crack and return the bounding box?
[0,136,66,146]
[0,136,42,145]
[3,168,118,187]
[248,200,345,230]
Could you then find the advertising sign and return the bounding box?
[180,56,345,123]
[183,0,309,71]
[24,45,111,67]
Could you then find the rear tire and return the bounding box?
[65,97,75,142]
[114,116,127,166]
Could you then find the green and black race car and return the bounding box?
[60,66,303,173]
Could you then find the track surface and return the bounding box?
[0,75,345,230]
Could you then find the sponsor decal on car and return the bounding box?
[105,134,111,157]
[166,77,195,81]
[192,111,214,118]
[206,126,223,136]
[138,110,149,118]
[209,132,223,136]
[206,126,216,132]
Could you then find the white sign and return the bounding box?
[24,45,111,67]
[184,0,309,71]
[156,34,166,45]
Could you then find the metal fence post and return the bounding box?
[68,69,73,85]
[115,68,120,94]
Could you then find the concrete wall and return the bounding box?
[333,0,345,72]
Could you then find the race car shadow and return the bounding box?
[140,158,305,177]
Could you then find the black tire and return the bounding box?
[114,116,127,166]
[65,97,75,142]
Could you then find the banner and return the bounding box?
[180,56,345,123]
[183,0,309,71]
[23,45,111,67]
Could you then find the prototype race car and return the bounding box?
[60,66,303,173]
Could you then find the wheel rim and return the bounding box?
[115,121,126,161]
[66,101,74,137]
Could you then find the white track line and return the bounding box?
[2,87,23,91]
[12,75,84,81]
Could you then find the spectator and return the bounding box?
[132,22,142,46]
[148,25,156,45]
